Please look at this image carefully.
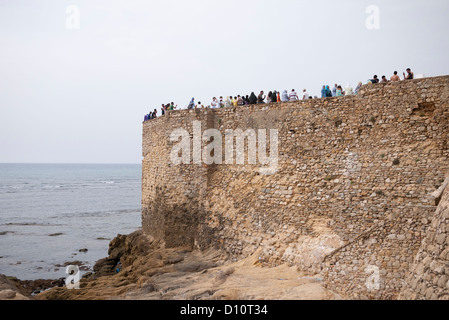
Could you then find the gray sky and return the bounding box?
[1,0,448,164]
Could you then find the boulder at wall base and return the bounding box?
[90,230,152,278]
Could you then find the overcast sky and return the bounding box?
[1,0,448,164]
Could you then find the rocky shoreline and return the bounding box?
[1,230,340,300]
[0,274,64,300]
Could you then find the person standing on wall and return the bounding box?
[237,95,244,106]
[390,71,401,82]
[232,97,238,107]
[302,89,309,100]
[187,98,195,109]
[325,85,332,97]
[321,86,327,98]
[336,86,344,96]
[404,68,414,80]
[354,82,363,94]
[249,92,258,104]
[196,101,204,108]
[370,75,379,84]
[271,91,277,102]
[289,89,299,101]
[224,96,232,107]
[211,97,218,109]
[332,84,338,97]
[257,91,266,104]
[266,91,272,103]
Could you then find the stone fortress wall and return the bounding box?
[399,176,449,300]
[142,76,449,299]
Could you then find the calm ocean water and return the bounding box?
[0,163,142,280]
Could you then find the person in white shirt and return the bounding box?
[196,101,204,108]
[344,85,353,96]
[224,97,232,107]
[289,89,299,101]
[302,89,309,100]
[211,97,218,109]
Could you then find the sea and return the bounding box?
[0,163,142,281]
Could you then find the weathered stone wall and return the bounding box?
[398,175,449,300]
[142,76,449,299]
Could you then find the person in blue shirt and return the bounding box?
[354,82,363,94]
[187,98,195,109]
[325,85,332,97]
[321,85,327,98]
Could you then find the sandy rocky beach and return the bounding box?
[0,229,342,300]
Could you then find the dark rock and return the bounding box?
[93,258,117,276]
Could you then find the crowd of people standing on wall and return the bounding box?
[144,68,416,122]
[144,102,178,121]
